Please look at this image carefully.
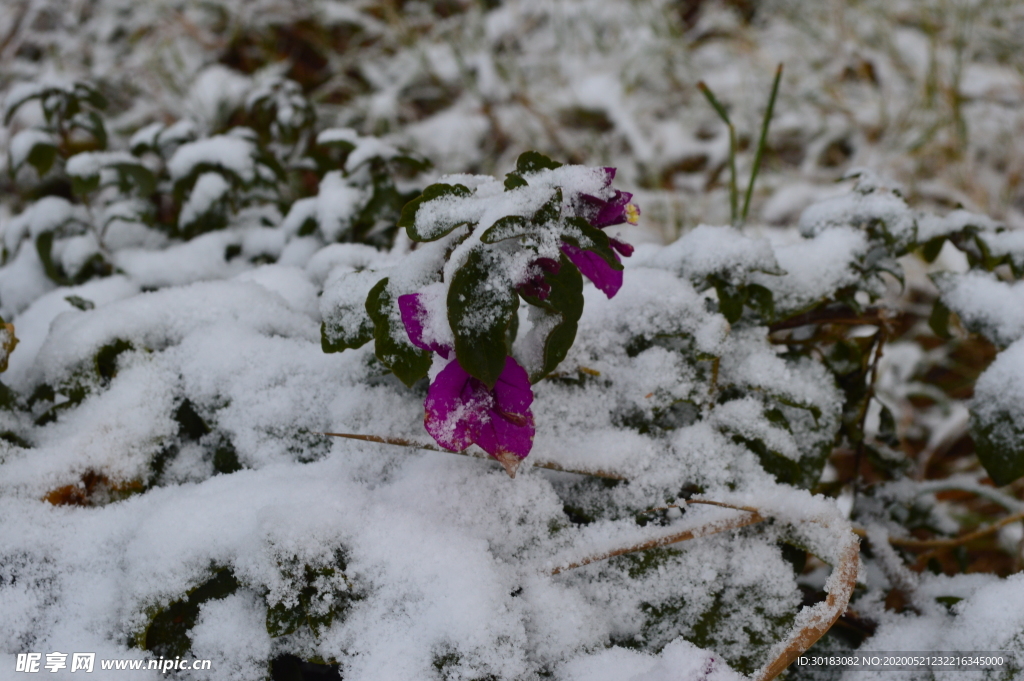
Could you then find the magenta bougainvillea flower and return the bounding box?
[424,357,535,478]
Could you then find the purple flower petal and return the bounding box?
[518,278,551,300]
[475,409,535,462]
[560,242,623,298]
[579,190,640,228]
[535,257,561,274]
[610,237,634,258]
[475,358,535,466]
[398,293,451,358]
[516,257,561,300]
[492,357,533,416]
[424,360,491,451]
[423,357,536,471]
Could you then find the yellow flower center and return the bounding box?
[624,203,640,225]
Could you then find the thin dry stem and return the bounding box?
[550,503,765,575]
[551,496,861,681]
[853,510,1024,551]
[321,431,627,481]
[753,538,861,681]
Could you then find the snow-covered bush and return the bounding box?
[2,76,430,306]
[4,2,1024,680]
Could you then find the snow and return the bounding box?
[4,277,140,392]
[8,129,54,171]
[178,172,229,228]
[755,226,869,314]
[797,175,916,250]
[935,271,1024,348]
[0,171,876,677]
[637,224,782,282]
[4,196,82,249]
[167,135,257,184]
[64,151,138,180]
[0,243,57,319]
[970,338,1024,453]
[112,231,246,289]
[560,639,744,681]
[314,172,368,242]
[317,128,406,172]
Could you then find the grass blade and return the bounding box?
[698,81,738,223]
[742,63,784,223]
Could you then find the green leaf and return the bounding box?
[521,253,584,381]
[73,82,108,111]
[504,173,528,190]
[531,188,562,225]
[863,245,905,288]
[212,438,242,474]
[74,110,108,149]
[0,382,22,411]
[767,392,823,423]
[928,299,953,339]
[711,276,744,323]
[745,283,775,321]
[505,308,519,354]
[876,403,900,447]
[36,232,69,285]
[515,150,562,174]
[971,411,1024,487]
[365,278,431,387]
[764,407,791,431]
[397,183,472,242]
[735,431,826,489]
[319,269,380,351]
[64,295,95,311]
[562,217,623,271]
[921,237,946,263]
[321,319,373,353]
[480,215,531,243]
[95,339,133,383]
[391,154,432,175]
[71,172,101,197]
[267,601,305,638]
[111,161,156,196]
[14,138,58,176]
[448,250,519,387]
[142,568,239,657]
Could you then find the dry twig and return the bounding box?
[321,431,627,480]
[549,501,766,575]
